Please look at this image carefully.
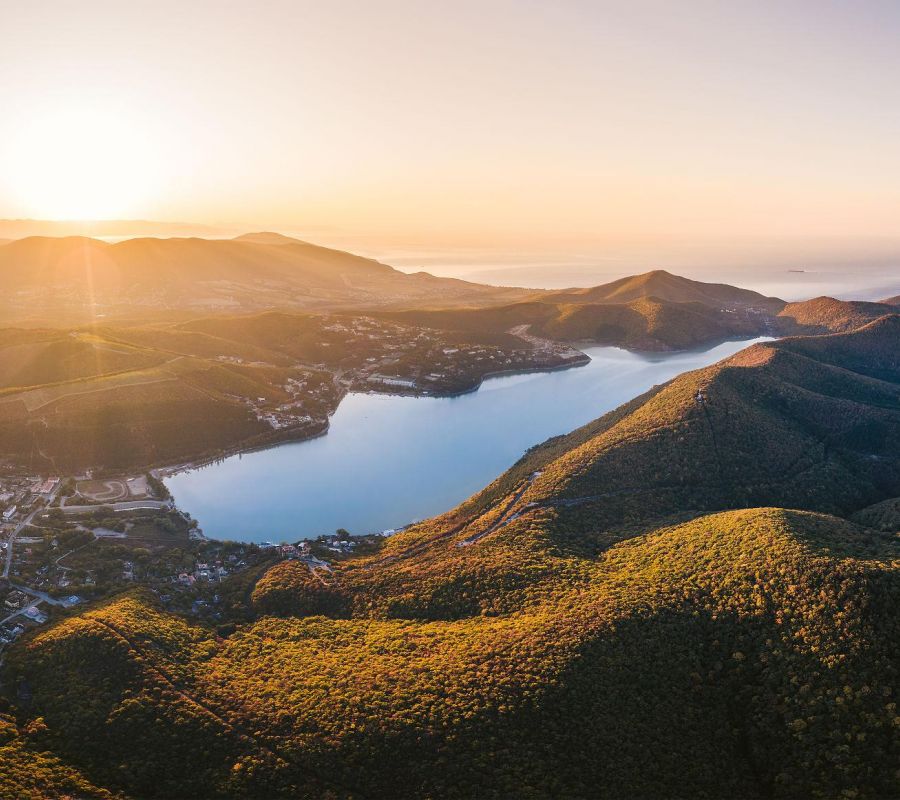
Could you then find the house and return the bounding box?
[4,590,28,610]
[21,606,48,624]
[37,477,59,495]
[2,505,17,521]
[367,374,416,389]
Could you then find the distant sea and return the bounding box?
[359,245,899,302]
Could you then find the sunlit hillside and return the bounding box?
[0,235,530,322]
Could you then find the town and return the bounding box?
[214,314,588,436]
[0,468,383,656]
[0,316,587,655]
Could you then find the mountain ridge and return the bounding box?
[0,235,530,320]
[378,269,785,350]
[545,267,785,310]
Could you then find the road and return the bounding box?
[0,483,83,637]
[3,480,64,581]
[6,581,64,608]
[457,471,543,547]
[0,581,67,628]
[2,504,47,579]
[61,499,171,514]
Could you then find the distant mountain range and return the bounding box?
[383,271,900,350]
[0,234,529,321]
[0,234,896,475]
[2,234,897,351]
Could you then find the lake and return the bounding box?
[165,337,770,542]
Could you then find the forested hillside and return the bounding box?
[777,296,897,333]
[3,313,899,799]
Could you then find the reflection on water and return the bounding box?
[165,338,771,542]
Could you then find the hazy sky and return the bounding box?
[2,0,900,249]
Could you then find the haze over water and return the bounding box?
[370,245,900,302]
[166,338,770,542]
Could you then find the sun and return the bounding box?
[5,105,162,220]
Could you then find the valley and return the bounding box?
[0,242,896,800]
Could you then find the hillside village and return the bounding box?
[0,469,368,656]
[219,314,589,433]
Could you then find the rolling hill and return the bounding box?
[0,235,529,322]
[378,269,784,350]
[378,274,900,351]
[777,295,898,333]
[544,268,785,310]
[5,313,899,799]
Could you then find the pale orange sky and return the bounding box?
[2,1,900,249]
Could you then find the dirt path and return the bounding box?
[89,616,370,798]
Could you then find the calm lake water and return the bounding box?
[165,338,769,542]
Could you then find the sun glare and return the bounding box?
[5,106,161,220]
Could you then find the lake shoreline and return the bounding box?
[156,353,592,479]
[164,337,771,543]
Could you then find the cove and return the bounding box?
[165,337,770,542]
